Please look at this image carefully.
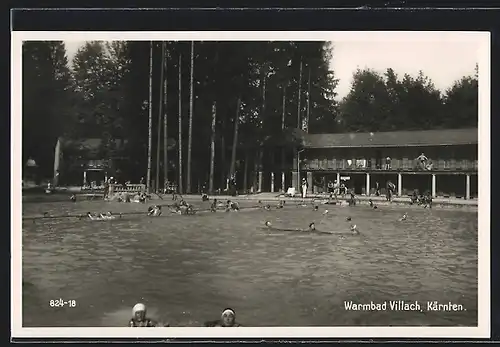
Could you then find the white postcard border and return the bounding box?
[11,30,491,339]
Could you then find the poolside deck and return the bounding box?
[201,192,478,207]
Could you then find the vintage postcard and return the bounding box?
[12,31,490,339]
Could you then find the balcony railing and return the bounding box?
[302,158,478,172]
[109,184,146,194]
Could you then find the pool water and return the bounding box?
[21,199,478,327]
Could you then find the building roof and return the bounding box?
[60,137,128,151]
[303,128,478,149]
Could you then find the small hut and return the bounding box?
[23,158,38,186]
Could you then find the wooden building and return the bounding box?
[53,137,128,187]
[291,128,478,199]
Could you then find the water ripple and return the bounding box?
[22,201,477,327]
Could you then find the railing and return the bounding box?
[302,158,478,172]
[109,184,146,194]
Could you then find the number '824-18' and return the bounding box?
[49,299,76,308]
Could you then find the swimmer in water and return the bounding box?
[399,212,408,221]
[100,211,117,220]
[313,205,319,211]
[230,201,240,211]
[70,194,76,202]
[204,308,241,327]
[346,216,351,221]
[276,201,284,209]
[210,199,218,212]
[186,204,196,214]
[308,222,316,231]
[350,224,360,235]
[368,199,378,209]
[128,303,158,327]
[87,212,102,220]
[265,221,272,228]
[147,205,162,216]
[264,204,271,211]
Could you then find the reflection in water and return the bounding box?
[22,200,478,327]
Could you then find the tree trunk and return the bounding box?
[209,102,217,194]
[163,42,168,190]
[156,42,165,193]
[253,150,259,192]
[146,41,153,193]
[243,149,249,193]
[259,69,267,191]
[229,97,240,178]
[297,57,303,129]
[220,135,226,190]
[187,41,195,193]
[306,66,311,133]
[178,53,183,194]
[295,57,303,189]
[281,84,286,190]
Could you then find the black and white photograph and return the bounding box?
[12,31,490,338]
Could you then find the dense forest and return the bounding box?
[21,40,478,193]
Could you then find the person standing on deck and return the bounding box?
[416,153,428,170]
[327,180,334,198]
[386,180,396,201]
[385,156,392,170]
[301,178,308,199]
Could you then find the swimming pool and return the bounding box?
[21,199,478,327]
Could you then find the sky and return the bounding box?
[63,38,479,100]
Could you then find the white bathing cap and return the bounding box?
[222,308,235,317]
[133,303,146,315]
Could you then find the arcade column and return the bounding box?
[291,171,299,191]
[258,171,263,193]
[431,174,436,198]
[397,172,402,196]
[365,172,371,196]
[466,173,471,200]
[307,171,313,194]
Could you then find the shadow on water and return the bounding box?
[21,200,478,327]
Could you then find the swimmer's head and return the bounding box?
[132,303,147,321]
[323,210,329,215]
[346,217,351,221]
[266,204,271,209]
[314,206,319,211]
[221,308,235,327]
[309,222,316,230]
[265,221,272,227]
